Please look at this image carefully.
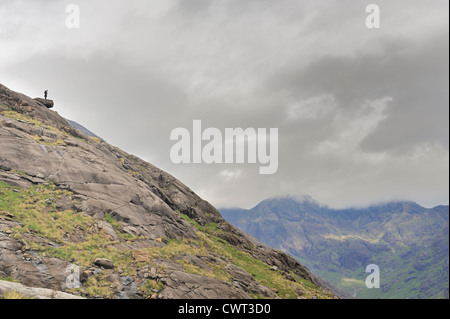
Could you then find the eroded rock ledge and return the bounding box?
[0,280,84,299]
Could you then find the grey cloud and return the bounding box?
[265,32,449,154]
[0,0,448,209]
[172,0,212,15]
[5,53,189,160]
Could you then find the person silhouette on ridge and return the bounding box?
[44,90,48,100]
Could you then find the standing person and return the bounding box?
[44,90,48,99]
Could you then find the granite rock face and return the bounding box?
[0,83,334,299]
[0,280,85,299]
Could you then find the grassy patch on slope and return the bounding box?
[0,181,333,299]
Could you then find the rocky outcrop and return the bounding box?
[0,83,334,299]
[94,258,115,269]
[0,280,84,299]
[33,98,54,109]
[0,220,72,292]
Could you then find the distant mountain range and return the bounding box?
[220,197,449,299]
[64,118,103,140]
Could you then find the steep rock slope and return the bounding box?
[221,197,449,299]
[0,83,334,299]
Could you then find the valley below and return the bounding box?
[221,197,449,299]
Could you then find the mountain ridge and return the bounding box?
[64,118,103,141]
[221,196,449,299]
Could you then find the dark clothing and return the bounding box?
[44,90,48,99]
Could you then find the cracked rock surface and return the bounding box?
[0,83,334,299]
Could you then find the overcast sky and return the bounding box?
[0,0,448,209]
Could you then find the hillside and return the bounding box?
[63,118,103,141]
[0,83,334,299]
[221,197,449,299]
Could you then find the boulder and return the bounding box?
[33,98,54,109]
[158,271,251,299]
[94,258,114,269]
[0,280,84,299]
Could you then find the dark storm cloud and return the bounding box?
[266,32,449,154]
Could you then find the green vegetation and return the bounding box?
[302,236,449,299]
[1,109,32,122]
[170,213,331,299]
[0,180,139,297]
[89,136,101,144]
[104,212,138,241]
[31,134,66,146]
[0,290,30,299]
[1,110,53,130]
[83,271,115,298]
[0,108,88,145]
[222,199,449,299]
[137,279,164,299]
[0,276,19,283]
[0,181,332,299]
